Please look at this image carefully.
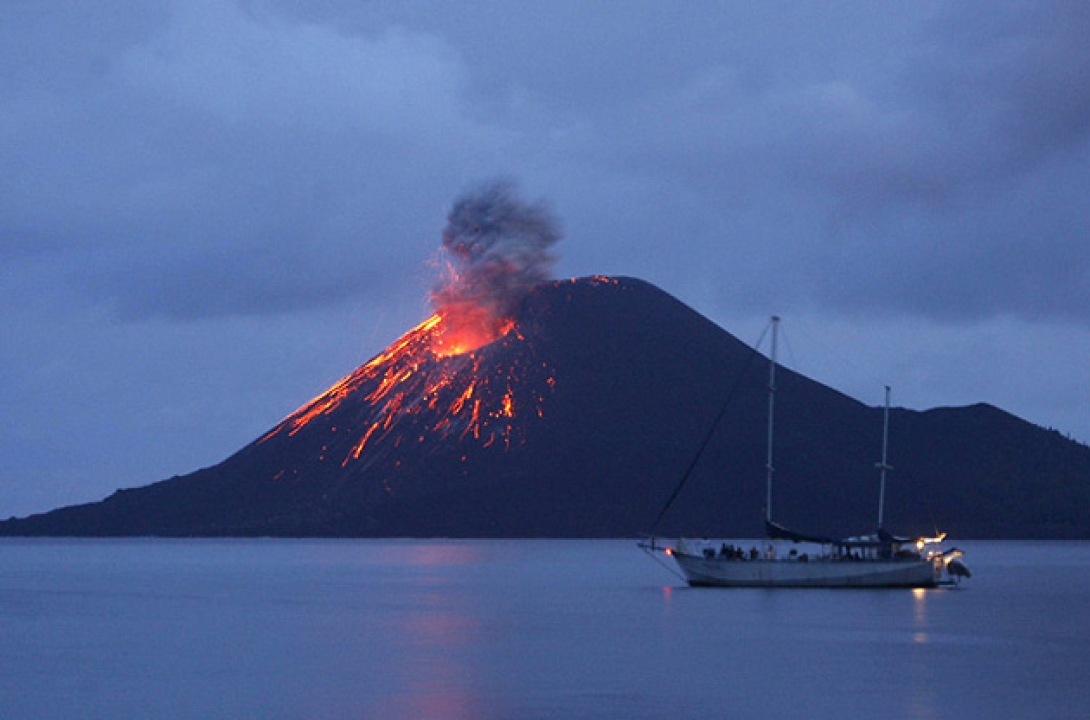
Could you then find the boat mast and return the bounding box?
[876,385,892,530]
[765,316,779,524]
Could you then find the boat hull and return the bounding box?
[671,551,940,588]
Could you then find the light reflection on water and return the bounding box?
[388,543,490,720]
[912,586,929,643]
[1,539,1088,720]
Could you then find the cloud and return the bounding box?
[119,0,479,142]
[10,0,1083,327]
[3,0,517,323]
[528,1,1090,325]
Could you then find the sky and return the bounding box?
[3,0,1089,518]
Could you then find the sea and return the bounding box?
[1,539,1087,720]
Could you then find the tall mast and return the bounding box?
[876,385,892,530]
[765,316,779,524]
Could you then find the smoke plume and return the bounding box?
[430,180,562,355]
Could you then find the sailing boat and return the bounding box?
[644,316,969,588]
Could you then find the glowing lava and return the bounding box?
[258,310,550,469]
[431,308,515,359]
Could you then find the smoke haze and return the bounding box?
[430,181,562,354]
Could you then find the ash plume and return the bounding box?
[430,180,562,353]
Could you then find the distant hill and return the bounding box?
[3,276,1088,538]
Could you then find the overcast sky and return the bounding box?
[3,1,1088,518]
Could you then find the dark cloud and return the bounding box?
[553,1,1090,325]
[3,0,507,322]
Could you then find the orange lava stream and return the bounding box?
[258,310,551,469]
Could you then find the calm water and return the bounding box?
[1,539,1087,720]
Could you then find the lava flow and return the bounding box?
[258,310,550,468]
[257,181,561,472]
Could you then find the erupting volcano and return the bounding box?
[258,181,562,471]
[5,185,1090,538]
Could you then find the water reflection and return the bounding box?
[906,586,941,718]
[403,542,484,567]
[911,587,929,644]
[386,543,490,720]
[9,540,1086,720]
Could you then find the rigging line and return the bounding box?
[647,320,772,536]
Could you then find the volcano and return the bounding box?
[4,276,1090,538]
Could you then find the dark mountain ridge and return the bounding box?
[3,276,1088,538]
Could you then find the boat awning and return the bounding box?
[765,521,936,549]
[764,520,837,545]
[877,527,913,545]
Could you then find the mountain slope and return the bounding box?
[3,276,1088,537]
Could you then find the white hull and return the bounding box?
[671,551,941,588]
